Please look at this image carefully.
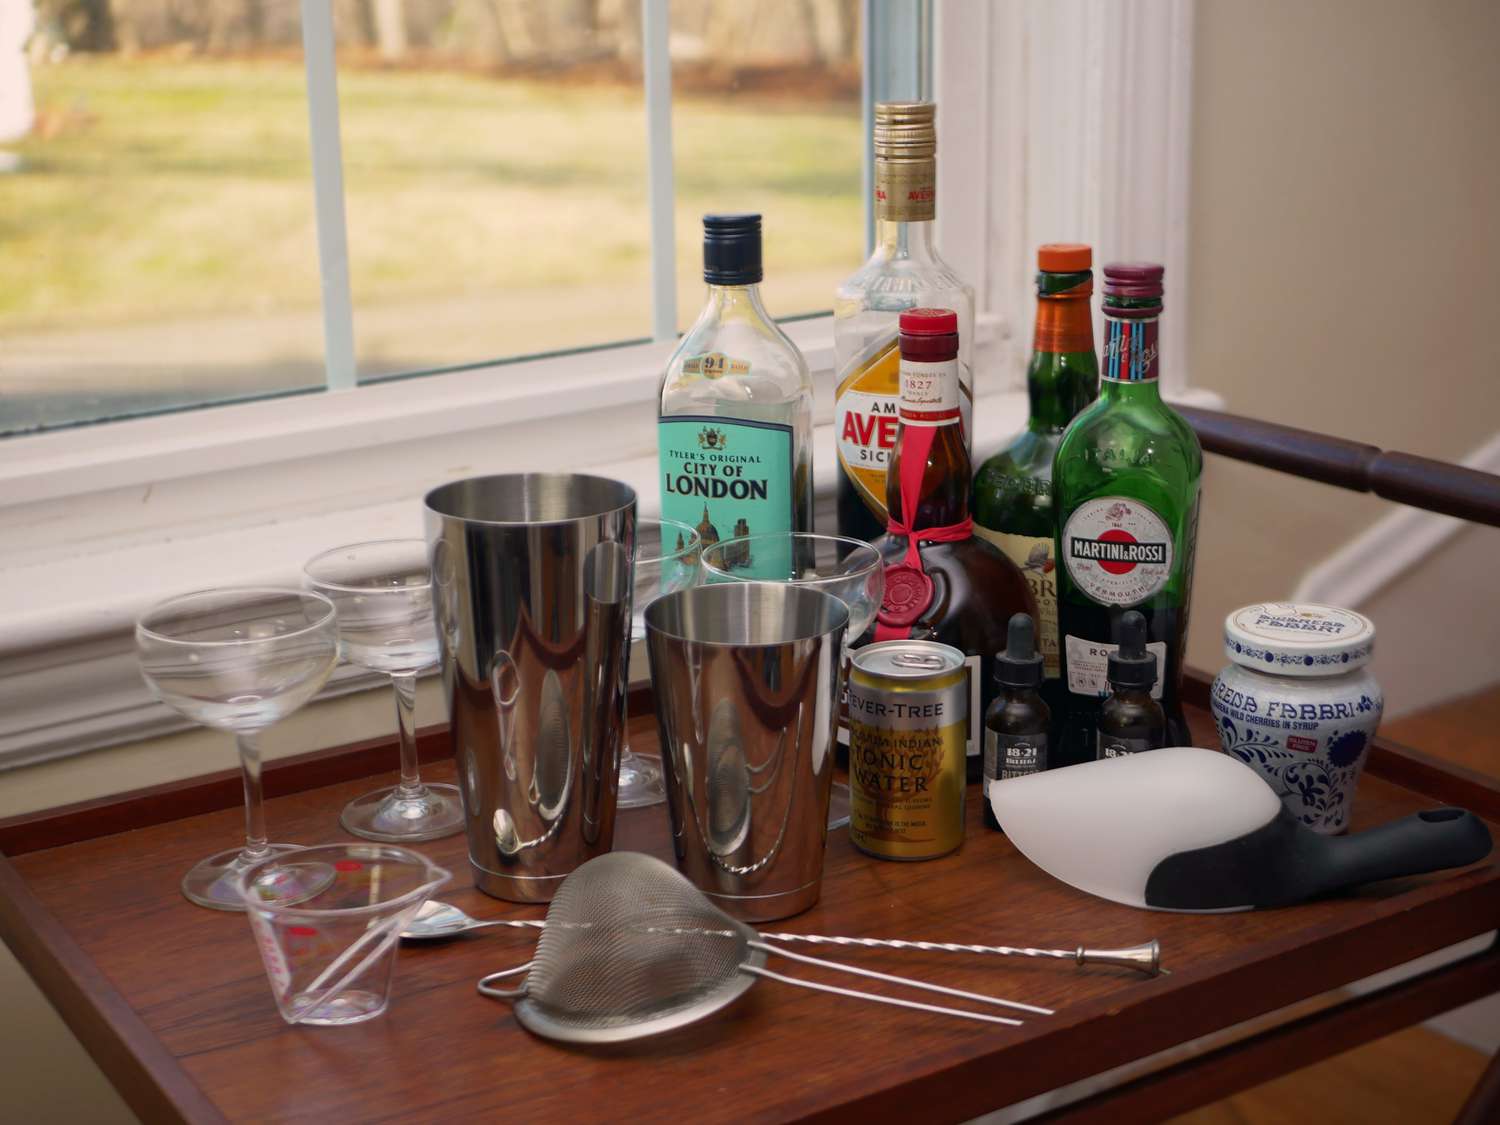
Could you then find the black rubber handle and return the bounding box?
[1314,808,1493,895]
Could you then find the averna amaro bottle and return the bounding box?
[868,308,1035,783]
[659,214,814,571]
[834,102,975,543]
[973,243,1099,710]
[1052,263,1201,765]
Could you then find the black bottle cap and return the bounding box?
[702,213,763,286]
[993,613,1043,688]
[1107,610,1159,689]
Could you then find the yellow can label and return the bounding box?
[847,673,966,860]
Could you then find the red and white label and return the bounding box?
[898,359,960,427]
[1062,497,1174,606]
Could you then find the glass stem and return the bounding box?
[392,672,425,799]
[237,732,270,862]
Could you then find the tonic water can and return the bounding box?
[847,640,968,860]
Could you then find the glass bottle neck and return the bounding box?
[703,283,772,323]
[1098,312,1163,404]
[888,354,971,530]
[872,218,940,262]
[1029,290,1097,431]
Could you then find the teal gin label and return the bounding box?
[658,416,794,578]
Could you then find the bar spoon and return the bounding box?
[400,900,1160,975]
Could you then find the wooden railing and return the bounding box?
[1178,407,1500,528]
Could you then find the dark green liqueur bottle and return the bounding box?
[973,244,1097,716]
[1052,263,1201,766]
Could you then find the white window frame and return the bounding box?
[0,0,1217,770]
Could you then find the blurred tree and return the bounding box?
[40,0,115,50]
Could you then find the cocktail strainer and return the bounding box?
[477,852,1045,1044]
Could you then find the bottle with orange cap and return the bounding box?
[973,244,1099,722]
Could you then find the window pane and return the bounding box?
[0,2,324,436]
[335,2,651,381]
[669,3,863,330]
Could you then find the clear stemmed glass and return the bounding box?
[136,587,340,910]
[701,532,884,643]
[701,533,885,830]
[621,518,702,809]
[304,539,465,843]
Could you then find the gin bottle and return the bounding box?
[834,102,975,543]
[868,309,1035,782]
[1052,264,1201,764]
[659,214,814,567]
[973,244,1099,697]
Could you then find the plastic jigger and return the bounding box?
[239,844,451,1026]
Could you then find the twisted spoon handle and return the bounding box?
[757,933,1161,976]
[470,918,1160,976]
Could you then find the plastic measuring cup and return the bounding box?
[238,843,450,1026]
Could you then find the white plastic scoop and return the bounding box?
[988,747,1491,912]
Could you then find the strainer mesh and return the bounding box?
[523,852,754,1032]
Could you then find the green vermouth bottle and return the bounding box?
[1052,263,1201,765]
[973,243,1098,711]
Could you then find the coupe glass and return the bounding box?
[305,539,464,843]
[136,587,340,911]
[702,533,884,829]
[621,518,701,808]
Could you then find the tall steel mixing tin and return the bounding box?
[424,473,635,902]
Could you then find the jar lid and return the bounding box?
[1224,602,1375,676]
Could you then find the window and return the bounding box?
[0,0,1207,766]
[2,0,873,434]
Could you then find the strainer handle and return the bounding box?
[477,961,532,1000]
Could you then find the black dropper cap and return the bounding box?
[702,213,763,286]
[993,613,1044,689]
[1107,610,1158,689]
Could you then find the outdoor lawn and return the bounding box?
[1,54,861,430]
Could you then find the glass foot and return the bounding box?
[182,844,334,912]
[828,781,851,831]
[617,748,665,809]
[340,782,465,843]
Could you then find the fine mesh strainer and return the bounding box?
[477,852,1045,1043]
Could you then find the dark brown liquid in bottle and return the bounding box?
[873,378,1036,783]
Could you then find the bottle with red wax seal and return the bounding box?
[860,307,1035,782]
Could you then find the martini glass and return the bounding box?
[136,588,340,910]
[702,533,884,829]
[305,539,464,842]
[621,518,701,808]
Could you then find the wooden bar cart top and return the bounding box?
[3,681,1499,1125]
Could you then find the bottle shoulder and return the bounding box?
[1053,394,1204,498]
[660,313,814,412]
[837,244,973,299]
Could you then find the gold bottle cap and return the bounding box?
[874,101,937,161]
[873,102,936,221]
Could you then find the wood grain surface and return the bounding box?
[3,702,1499,1124]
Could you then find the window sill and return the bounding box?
[0,312,1222,770]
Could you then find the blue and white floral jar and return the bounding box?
[1210,602,1382,835]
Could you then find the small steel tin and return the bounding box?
[847,640,968,861]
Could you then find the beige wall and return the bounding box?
[1183,0,1500,669]
[5,2,1499,1118]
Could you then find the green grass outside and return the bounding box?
[2,55,863,336]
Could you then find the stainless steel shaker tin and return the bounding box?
[645,581,849,922]
[424,473,636,903]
